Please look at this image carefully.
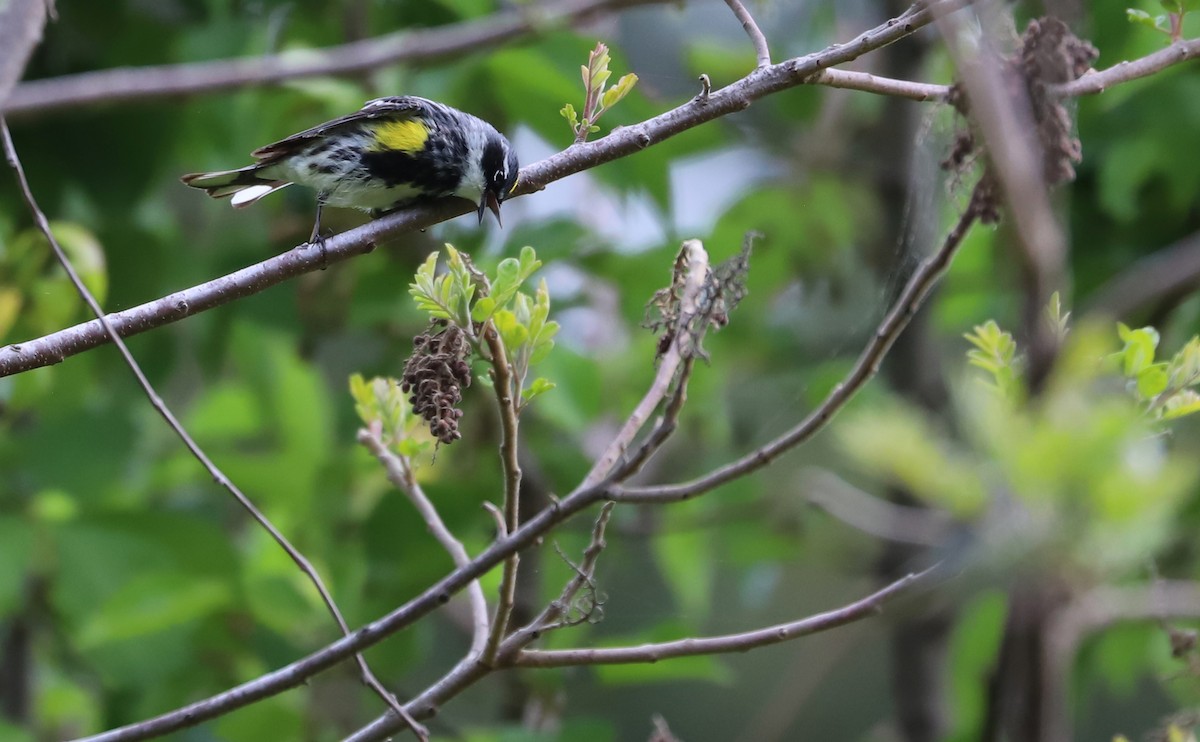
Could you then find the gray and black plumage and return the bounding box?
[181,96,520,241]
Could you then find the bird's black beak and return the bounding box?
[477,190,503,227]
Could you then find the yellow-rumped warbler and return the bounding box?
[181,96,519,241]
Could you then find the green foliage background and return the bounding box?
[1,1,1199,740]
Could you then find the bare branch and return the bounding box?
[2,119,424,741]
[612,178,988,504]
[0,0,47,107]
[482,326,524,665]
[357,430,490,657]
[2,0,665,117]
[582,239,709,488]
[723,0,771,68]
[1053,37,1200,97]
[808,68,951,102]
[515,566,935,667]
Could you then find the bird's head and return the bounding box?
[478,134,519,227]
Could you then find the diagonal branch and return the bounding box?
[581,239,709,488]
[1,118,428,741]
[722,0,771,68]
[0,0,970,379]
[515,566,936,667]
[2,0,666,117]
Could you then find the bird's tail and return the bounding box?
[180,165,292,208]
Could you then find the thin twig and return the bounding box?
[808,68,951,102]
[0,0,975,379]
[1,0,666,117]
[510,502,617,640]
[514,567,934,667]
[582,239,709,489]
[608,356,695,483]
[1,118,427,741]
[482,326,523,664]
[613,179,987,504]
[357,430,490,657]
[723,0,771,68]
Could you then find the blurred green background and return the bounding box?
[2,1,1200,740]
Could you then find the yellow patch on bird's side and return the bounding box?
[369,119,430,153]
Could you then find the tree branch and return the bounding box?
[357,430,490,657]
[722,0,771,68]
[1,0,665,117]
[515,566,935,667]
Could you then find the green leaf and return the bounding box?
[1117,324,1159,376]
[78,573,232,649]
[524,376,556,402]
[471,296,498,323]
[1136,363,1170,399]
[559,103,578,129]
[494,310,529,351]
[1126,8,1159,27]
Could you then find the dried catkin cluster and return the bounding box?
[401,322,473,444]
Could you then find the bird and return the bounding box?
[180,96,520,243]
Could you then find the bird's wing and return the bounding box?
[250,96,429,160]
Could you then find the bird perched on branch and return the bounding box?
[181,96,520,242]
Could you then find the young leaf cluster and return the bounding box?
[561,42,639,144]
[1115,324,1200,419]
[349,373,435,459]
[965,320,1023,401]
[408,244,559,411]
